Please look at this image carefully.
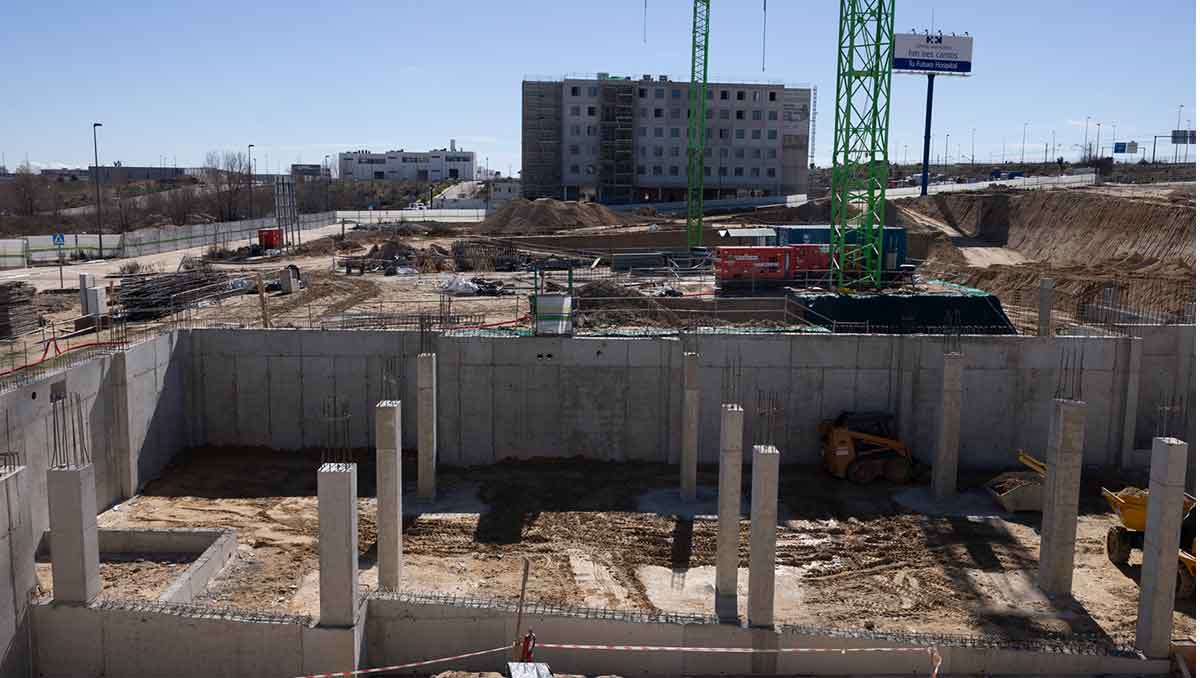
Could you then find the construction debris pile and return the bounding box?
[117,270,235,321]
[0,282,38,339]
[573,279,681,328]
[480,198,640,235]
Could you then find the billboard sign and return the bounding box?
[1171,130,1196,144]
[780,90,811,135]
[893,33,973,74]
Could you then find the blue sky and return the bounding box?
[1,0,1195,174]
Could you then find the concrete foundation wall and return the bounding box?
[183,328,1195,472]
[0,468,36,677]
[364,596,1166,676]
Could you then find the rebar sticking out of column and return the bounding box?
[50,392,91,469]
[380,356,403,402]
[321,396,353,466]
[1054,340,1084,402]
[755,389,782,446]
[721,351,743,404]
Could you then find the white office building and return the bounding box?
[337,141,476,182]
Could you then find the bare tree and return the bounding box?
[11,164,39,216]
[203,151,247,222]
[165,185,196,225]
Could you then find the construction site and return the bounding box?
[0,2,1195,678]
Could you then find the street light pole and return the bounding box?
[92,123,103,257]
[1177,105,1184,163]
[247,144,255,219]
[1095,123,1102,161]
[1111,123,1117,162]
[970,128,975,165]
[943,134,949,172]
[1083,115,1090,161]
[1021,121,1029,164]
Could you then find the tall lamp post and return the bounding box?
[970,128,975,165]
[1020,121,1029,164]
[247,144,255,219]
[1082,115,1090,161]
[1095,122,1102,161]
[1176,105,1184,163]
[92,123,103,257]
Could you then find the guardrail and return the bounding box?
[888,172,1097,198]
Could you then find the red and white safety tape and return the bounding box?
[540,642,936,654]
[296,642,942,678]
[295,646,510,678]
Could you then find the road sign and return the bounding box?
[893,33,973,74]
[1113,142,1127,154]
[51,233,65,247]
[1127,141,1138,153]
[1171,130,1196,144]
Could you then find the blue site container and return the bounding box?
[772,225,908,269]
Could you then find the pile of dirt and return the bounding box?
[574,280,681,328]
[986,472,1041,495]
[899,189,1196,266]
[732,198,833,224]
[480,198,638,234]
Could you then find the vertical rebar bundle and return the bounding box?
[380,356,403,402]
[755,389,783,446]
[321,396,353,465]
[1054,341,1085,402]
[942,310,963,355]
[721,351,743,404]
[0,409,24,474]
[50,392,91,468]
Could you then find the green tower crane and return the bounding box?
[685,0,711,249]
[829,0,896,287]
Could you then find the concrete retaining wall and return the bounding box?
[0,468,36,677]
[364,596,1165,676]
[182,328,1195,472]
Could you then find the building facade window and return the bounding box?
[669,165,679,176]
[653,165,663,175]
[588,86,598,96]
[655,88,665,98]
[704,166,712,176]
[706,109,713,119]
[769,91,777,101]
[638,164,647,175]
[719,166,728,176]
[587,106,596,116]
[654,146,664,157]
[736,110,745,120]
[570,105,580,116]
[587,125,596,136]
[735,129,745,139]
[752,91,760,102]
[654,108,664,118]
[571,125,581,136]
[638,88,647,98]
[766,167,776,177]
[670,146,680,157]
[720,90,729,100]
[751,167,761,177]
[671,108,681,119]
[569,144,580,155]
[654,127,664,138]
[767,129,777,140]
[718,128,729,139]
[768,111,778,121]
[639,126,647,137]
[736,90,745,100]
[670,127,680,138]
[752,148,762,159]
[752,110,763,121]
[751,130,762,140]
[734,167,744,176]
[767,149,777,159]
[671,88,681,98]
[570,164,580,173]
[570,86,580,96]
[719,109,730,120]
[734,148,744,159]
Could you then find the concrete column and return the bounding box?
[932,353,963,499]
[417,353,437,501]
[1135,437,1189,659]
[1038,278,1055,337]
[47,465,100,603]
[681,352,699,502]
[318,463,358,627]
[1037,399,1086,596]
[715,404,744,621]
[1120,337,1142,470]
[748,445,779,628]
[375,400,402,591]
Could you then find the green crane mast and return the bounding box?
[685,0,711,249]
[830,0,896,287]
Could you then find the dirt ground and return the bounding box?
[96,447,1193,647]
[35,553,193,601]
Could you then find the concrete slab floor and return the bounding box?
[96,448,1194,646]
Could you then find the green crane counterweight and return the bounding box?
[830,0,896,287]
[685,0,711,249]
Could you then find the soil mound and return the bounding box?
[481,198,637,234]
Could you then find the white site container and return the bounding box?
[532,294,572,336]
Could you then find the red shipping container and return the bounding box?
[258,228,284,250]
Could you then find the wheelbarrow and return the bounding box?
[1103,486,1196,600]
[986,450,1046,512]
